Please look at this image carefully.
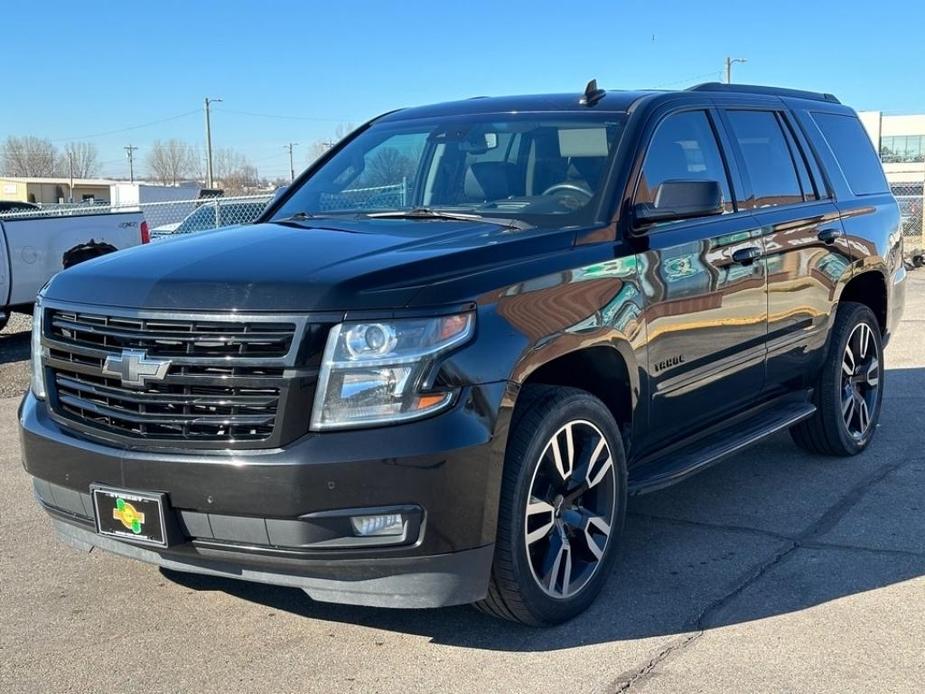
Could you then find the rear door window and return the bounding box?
[725,110,804,208]
[812,112,889,196]
[635,110,734,217]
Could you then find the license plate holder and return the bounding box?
[92,486,169,547]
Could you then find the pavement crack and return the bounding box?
[796,458,909,541]
[611,633,701,693]
[611,457,915,691]
[609,540,797,692]
[799,540,925,558]
[628,511,793,542]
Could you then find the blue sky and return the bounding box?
[2,0,922,180]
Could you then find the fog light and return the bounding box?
[350,513,404,537]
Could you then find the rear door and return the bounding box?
[630,107,768,448]
[718,106,852,387]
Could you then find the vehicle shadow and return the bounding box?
[162,367,925,652]
[0,329,31,365]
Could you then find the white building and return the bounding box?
[109,181,201,206]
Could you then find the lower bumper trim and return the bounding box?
[53,519,493,609]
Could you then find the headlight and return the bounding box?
[31,294,47,399]
[310,312,474,430]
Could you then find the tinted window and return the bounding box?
[726,111,803,208]
[813,112,889,196]
[778,116,818,201]
[635,110,733,217]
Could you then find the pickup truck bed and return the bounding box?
[0,208,146,325]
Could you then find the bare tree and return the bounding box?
[305,122,356,164]
[362,147,415,188]
[213,147,247,182]
[306,141,330,164]
[0,136,58,177]
[146,140,194,185]
[58,142,100,178]
[222,164,260,195]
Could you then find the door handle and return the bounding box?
[818,227,840,245]
[732,246,763,265]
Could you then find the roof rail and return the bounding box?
[686,82,841,104]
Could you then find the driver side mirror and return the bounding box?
[633,180,724,227]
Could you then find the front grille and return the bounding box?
[43,306,311,448]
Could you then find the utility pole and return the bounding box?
[725,56,747,84]
[124,144,139,183]
[204,97,222,189]
[284,142,299,182]
[67,151,74,203]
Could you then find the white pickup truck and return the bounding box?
[0,208,148,330]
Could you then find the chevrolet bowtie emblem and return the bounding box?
[102,349,171,388]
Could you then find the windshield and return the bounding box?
[272,112,626,228]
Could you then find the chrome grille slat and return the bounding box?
[51,317,293,344]
[44,306,303,446]
[46,352,286,385]
[44,335,293,366]
[57,394,276,427]
[55,375,278,407]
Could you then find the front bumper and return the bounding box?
[20,383,511,608]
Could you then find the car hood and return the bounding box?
[44,218,575,311]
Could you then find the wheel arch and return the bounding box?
[837,269,888,334]
[513,340,639,445]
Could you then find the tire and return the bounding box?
[790,302,884,456]
[476,385,628,626]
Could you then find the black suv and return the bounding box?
[20,82,906,625]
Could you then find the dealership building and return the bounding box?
[858,112,925,191]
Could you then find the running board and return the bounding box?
[628,396,816,496]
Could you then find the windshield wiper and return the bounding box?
[275,211,361,225]
[368,208,532,231]
[278,211,315,222]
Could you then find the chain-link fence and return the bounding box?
[0,194,273,240]
[318,182,407,211]
[0,182,411,241]
[892,182,925,265]
[141,195,272,239]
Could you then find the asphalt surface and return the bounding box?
[2,273,923,694]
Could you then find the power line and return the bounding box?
[650,70,725,89]
[213,106,352,123]
[49,110,201,143]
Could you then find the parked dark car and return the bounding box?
[152,199,269,239]
[21,82,906,625]
[0,200,40,214]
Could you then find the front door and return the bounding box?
[631,108,768,449]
